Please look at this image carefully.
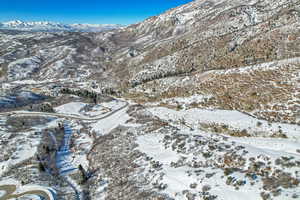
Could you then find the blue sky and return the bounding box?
[0,0,192,25]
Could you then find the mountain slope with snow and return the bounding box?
[0,0,299,124]
[0,0,300,199]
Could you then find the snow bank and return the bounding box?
[55,102,87,116]
[91,108,130,136]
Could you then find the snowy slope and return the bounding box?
[133,106,300,200]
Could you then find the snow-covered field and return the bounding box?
[55,102,87,116]
[0,95,299,199]
[162,94,213,106]
[55,100,127,119]
[133,106,300,200]
[85,100,126,117]
[90,106,131,136]
[148,107,300,140]
[136,130,300,199]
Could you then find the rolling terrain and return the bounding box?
[0,0,299,199]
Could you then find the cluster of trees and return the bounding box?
[131,67,196,87]
[37,144,57,173]
[0,64,7,77]
[28,102,55,113]
[40,103,55,113]
[101,87,119,96]
[60,88,98,104]
[78,164,91,184]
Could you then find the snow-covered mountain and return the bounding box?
[0,20,123,32]
[0,0,300,199]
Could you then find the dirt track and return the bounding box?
[0,184,54,200]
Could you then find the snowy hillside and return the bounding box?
[0,0,299,199]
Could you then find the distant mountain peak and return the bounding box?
[0,20,123,32]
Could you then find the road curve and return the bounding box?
[0,184,55,200]
[0,100,129,121]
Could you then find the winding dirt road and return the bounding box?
[0,184,54,200]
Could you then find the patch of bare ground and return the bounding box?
[199,122,288,138]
